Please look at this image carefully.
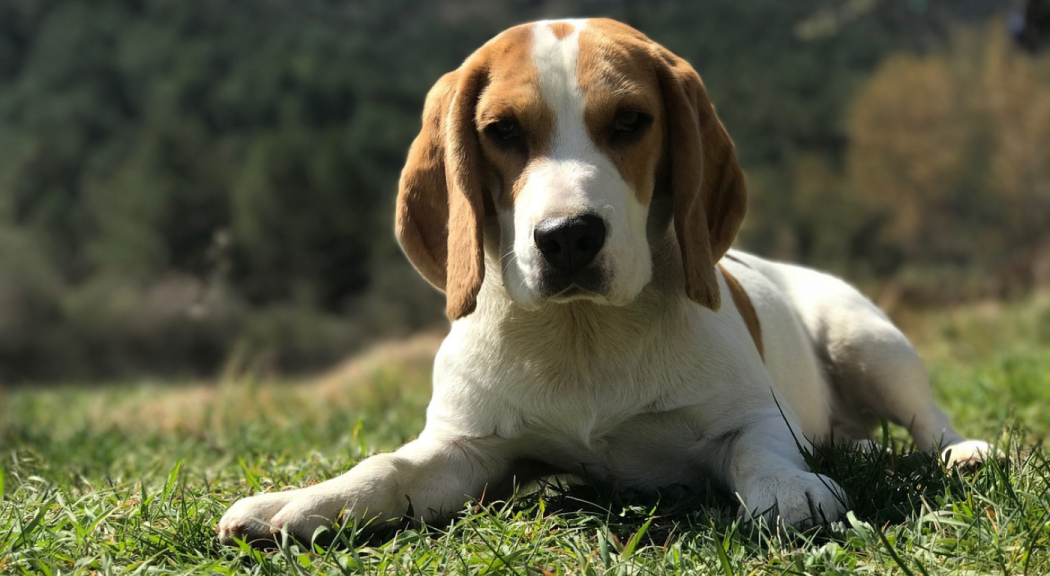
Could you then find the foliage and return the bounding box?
[0,0,1046,381]
[847,22,1050,302]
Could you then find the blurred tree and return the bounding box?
[0,0,1045,382]
[846,19,1050,301]
[848,53,973,254]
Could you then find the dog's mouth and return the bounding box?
[549,285,593,301]
[540,266,608,302]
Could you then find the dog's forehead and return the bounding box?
[480,19,658,98]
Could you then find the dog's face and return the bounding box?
[397,18,747,318]
[476,20,665,309]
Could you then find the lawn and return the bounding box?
[2,298,1050,575]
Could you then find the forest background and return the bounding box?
[2,0,1048,383]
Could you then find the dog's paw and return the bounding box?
[216,490,302,547]
[738,471,847,528]
[217,489,351,548]
[941,440,1002,469]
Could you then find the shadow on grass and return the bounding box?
[231,430,1021,562]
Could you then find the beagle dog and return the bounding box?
[218,18,993,545]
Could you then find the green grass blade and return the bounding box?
[715,531,735,576]
[876,528,924,576]
[620,512,654,559]
[162,460,184,504]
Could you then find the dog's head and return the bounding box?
[397,18,746,319]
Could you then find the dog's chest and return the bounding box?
[498,355,708,486]
[495,314,695,419]
[430,307,730,486]
[523,401,715,488]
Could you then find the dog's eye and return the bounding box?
[614,110,642,132]
[484,118,527,153]
[611,110,651,145]
[489,119,522,141]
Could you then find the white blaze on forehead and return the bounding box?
[525,19,604,222]
[530,20,592,163]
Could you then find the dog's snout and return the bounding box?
[534,214,607,274]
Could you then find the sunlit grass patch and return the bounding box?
[2,303,1049,574]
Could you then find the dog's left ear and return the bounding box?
[654,47,747,310]
[397,61,489,320]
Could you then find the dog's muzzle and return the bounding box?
[533,213,608,297]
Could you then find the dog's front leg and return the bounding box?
[722,413,847,527]
[217,435,508,547]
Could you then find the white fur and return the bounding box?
[217,20,995,546]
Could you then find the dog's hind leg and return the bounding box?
[816,295,997,467]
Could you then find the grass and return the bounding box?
[2,299,1050,575]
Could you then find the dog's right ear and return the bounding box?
[397,65,488,320]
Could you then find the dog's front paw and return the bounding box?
[217,488,366,548]
[738,471,847,528]
[217,490,304,547]
[941,440,1002,469]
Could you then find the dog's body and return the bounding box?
[218,18,991,546]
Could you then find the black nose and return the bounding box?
[534,214,607,274]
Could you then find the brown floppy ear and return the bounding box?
[396,64,488,319]
[654,48,747,310]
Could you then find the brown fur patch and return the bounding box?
[653,30,746,311]
[443,64,490,319]
[473,25,554,209]
[397,72,458,292]
[577,20,664,205]
[719,265,764,358]
[548,21,575,40]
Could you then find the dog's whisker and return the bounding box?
[500,250,517,277]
